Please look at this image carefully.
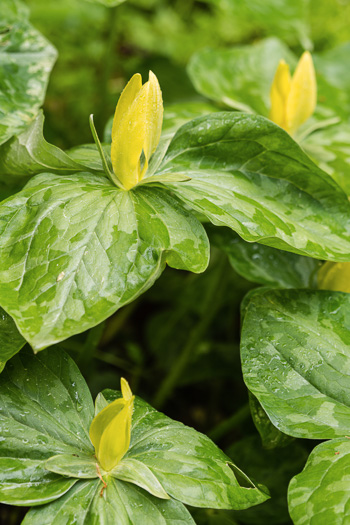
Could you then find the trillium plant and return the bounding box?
[1,0,350,524]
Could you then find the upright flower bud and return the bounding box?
[269,51,317,136]
[89,378,134,472]
[318,262,350,293]
[111,71,163,190]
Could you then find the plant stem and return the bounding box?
[208,403,251,442]
[152,257,227,409]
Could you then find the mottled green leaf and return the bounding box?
[23,479,195,525]
[104,389,269,510]
[303,120,350,196]
[228,435,308,524]
[0,112,84,181]
[0,172,209,349]
[0,307,26,372]
[0,16,57,145]
[188,38,295,114]
[288,438,350,525]
[159,112,350,261]
[0,349,94,505]
[1,0,29,25]
[45,454,99,479]
[0,458,77,506]
[209,225,319,288]
[112,458,170,499]
[241,289,350,439]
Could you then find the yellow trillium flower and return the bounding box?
[111,71,163,190]
[318,262,350,293]
[269,51,317,136]
[89,378,134,472]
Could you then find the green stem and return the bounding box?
[208,403,251,442]
[152,258,227,409]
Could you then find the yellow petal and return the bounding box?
[89,397,125,453]
[140,71,163,177]
[286,51,317,135]
[121,377,133,401]
[110,71,163,190]
[97,398,134,471]
[269,59,291,129]
[111,73,144,190]
[318,262,350,293]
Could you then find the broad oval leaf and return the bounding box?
[22,479,195,525]
[288,438,350,525]
[159,112,350,261]
[0,172,209,349]
[104,389,269,510]
[241,289,350,439]
[0,16,57,145]
[208,225,319,288]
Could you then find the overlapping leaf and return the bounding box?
[288,438,350,525]
[0,172,209,349]
[159,112,350,260]
[241,289,350,439]
[208,225,319,288]
[0,348,268,523]
[103,389,269,510]
[0,112,84,181]
[0,307,25,372]
[0,7,57,145]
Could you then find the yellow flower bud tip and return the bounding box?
[89,378,134,472]
[318,262,350,294]
[269,51,317,136]
[111,71,163,191]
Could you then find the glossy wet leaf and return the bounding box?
[0,14,57,145]
[0,112,84,181]
[0,349,94,504]
[209,225,319,288]
[104,389,269,510]
[0,307,26,372]
[45,454,99,479]
[159,112,350,261]
[0,172,209,349]
[241,289,350,439]
[23,479,195,525]
[1,348,267,520]
[288,438,350,525]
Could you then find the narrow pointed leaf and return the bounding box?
[45,454,99,479]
